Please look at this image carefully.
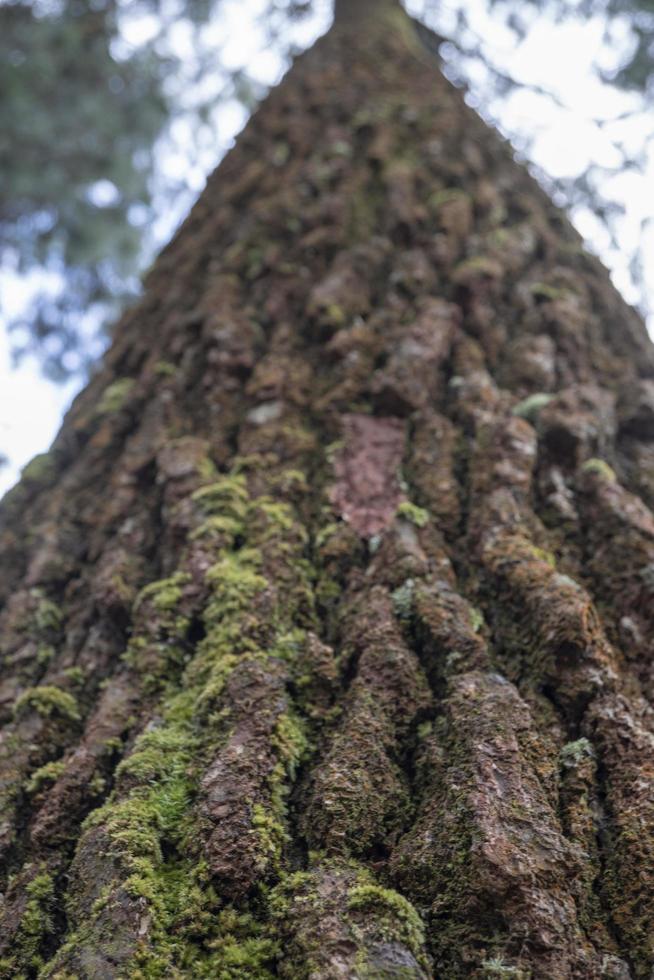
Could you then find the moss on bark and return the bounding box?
[0,2,653,977]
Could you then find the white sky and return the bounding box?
[1,0,652,496]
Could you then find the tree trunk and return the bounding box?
[1,6,654,979]
[333,0,400,22]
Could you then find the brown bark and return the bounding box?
[334,0,400,22]
[1,4,654,978]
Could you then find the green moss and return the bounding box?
[83,712,196,880]
[3,868,56,974]
[129,574,192,662]
[512,393,554,422]
[581,458,617,482]
[348,882,427,962]
[193,653,241,714]
[530,282,568,301]
[252,803,285,870]
[22,871,55,947]
[192,474,250,519]
[482,957,528,978]
[315,523,340,550]
[21,452,56,484]
[62,666,85,686]
[197,457,218,482]
[32,591,63,635]
[26,759,67,794]
[271,469,309,496]
[102,736,124,754]
[205,550,267,620]
[249,709,310,875]
[116,727,195,784]
[328,304,348,326]
[417,721,433,740]
[560,737,594,768]
[530,545,557,568]
[36,644,55,666]
[77,704,279,976]
[153,360,176,377]
[270,629,306,664]
[190,515,244,543]
[43,457,305,970]
[110,869,277,978]
[204,928,278,977]
[271,859,430,978]
[135,573,190,615]
[96,377,136,416]
[469,607,485,633]
[43,462,319,976]
[397,501,429,528]
[201,908,278,978]
[14,685,80,722]
[272,710,308,785]
[453,254,502,281]
[428,187,470,210]
[254,498,297,537]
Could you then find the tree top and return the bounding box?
[333,0,403,25]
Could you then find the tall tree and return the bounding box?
[3,0,653,379]
[1,1,654,976]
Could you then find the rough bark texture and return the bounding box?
[1,4,654,978]
[334,0,399,22]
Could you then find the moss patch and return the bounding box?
[347,882,427,961]
[96,378,136,416]
[397,501,429,527]
[0,869,56,976]
[512,393,554,422]
[581,458,616,482]
[21,452,56,485]
[14,685,80,722]
[26,759,67,794]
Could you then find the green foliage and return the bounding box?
[0,0,171,377]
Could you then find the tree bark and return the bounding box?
[333,0,401,22]
[1,6,654,980]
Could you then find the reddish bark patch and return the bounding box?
[329,414,406,537]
